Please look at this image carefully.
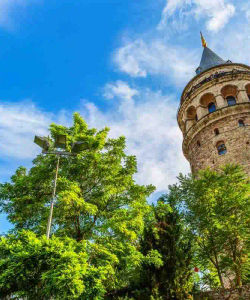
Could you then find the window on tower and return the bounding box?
[208,102,216,113]
[238,120,245,127]
[226,96,236,106]
[217,142,227,155]
[214,128,219,135]
[246,84,250,100]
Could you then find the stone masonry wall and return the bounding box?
[193,285,250,300]
[187,111,250,175]
[178,63,250,174]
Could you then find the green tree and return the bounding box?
[138,195,194,299]
[173,165,249,289]
[0,113,155,297]
[0,230,113,299]
[111,194,194,299]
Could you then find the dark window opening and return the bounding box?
[196,67,201,75]
[197,141,201,147]
[217,143,227,155]
[214,128,219,135]
[248,94,250,101]
[238,120,245,127]
[208,102,216,113]
[195,114,198,122]
[226,96,236,106]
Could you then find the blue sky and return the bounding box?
[0,0,249,233]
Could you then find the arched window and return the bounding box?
[217,142,227,155]
[208,102,216,113]
[185,106,197,131]
[226,96,236,106]
[246,84,250,101]
[214,128,219,135]
[238,120,245,127]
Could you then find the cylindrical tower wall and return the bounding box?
[177,63,250,175]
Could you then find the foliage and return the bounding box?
[0,230,87,299]
[138,195,194,299]
[0,113,155,298]
[0,113,154,242]
[0,229,152,299]
[111,194,195,299]
[173,165,250,289]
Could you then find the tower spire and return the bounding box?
[200,31,207,48]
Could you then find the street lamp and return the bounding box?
[34,134,81,239]
[54,134,67,149]
[34,136,51,151]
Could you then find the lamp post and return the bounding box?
[34,135,84,239]
[46,154,60,239]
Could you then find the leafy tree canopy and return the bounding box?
[0,113,155,297]
[172,165,250,289]
[110,194,195,299]
[0,230,113,299]
[0,113,154,241]
[137,195,194,299]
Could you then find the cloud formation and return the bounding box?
[0,101,51,159]
[114,39,198,86]
[159,0,235,32]
[103,80,139,101]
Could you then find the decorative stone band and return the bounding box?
[180,63,250,104]
[177,66,250,119]
[183,69,250,103]
[182,102,250,158]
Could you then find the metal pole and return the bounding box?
[46,155,60,239]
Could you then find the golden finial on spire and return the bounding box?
[200,31,207,48]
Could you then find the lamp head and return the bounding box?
[54,134,67,149]
[34,136,50,151]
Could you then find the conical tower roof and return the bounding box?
[196,33,230,74]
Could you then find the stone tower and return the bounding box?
[177,34,250,175]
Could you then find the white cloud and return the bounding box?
[103,80,139,101]
[241,2,250,21]
[159,0,235,32]
[0,0,40,28]
[195,0,235,32]
[0,101,52,159]
[208,2,250,65]
[80,85,190,191]
[114,41,147,78]
[114,39,198,86]
[212,26,250,65]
